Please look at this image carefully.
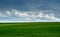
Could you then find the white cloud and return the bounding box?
[0,12,7,17]
[15,12,29,17]
[36,12,43,18]
[6,10,11,16]
[0,9,60,22]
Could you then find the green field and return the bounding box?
[0,22,60,37]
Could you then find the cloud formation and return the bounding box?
[0,9,60,22]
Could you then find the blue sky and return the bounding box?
[0,0,60,22]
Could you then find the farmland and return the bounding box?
[0,22,60,37]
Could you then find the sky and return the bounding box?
[0,0,60,22]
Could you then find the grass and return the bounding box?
[0,22,60,37]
